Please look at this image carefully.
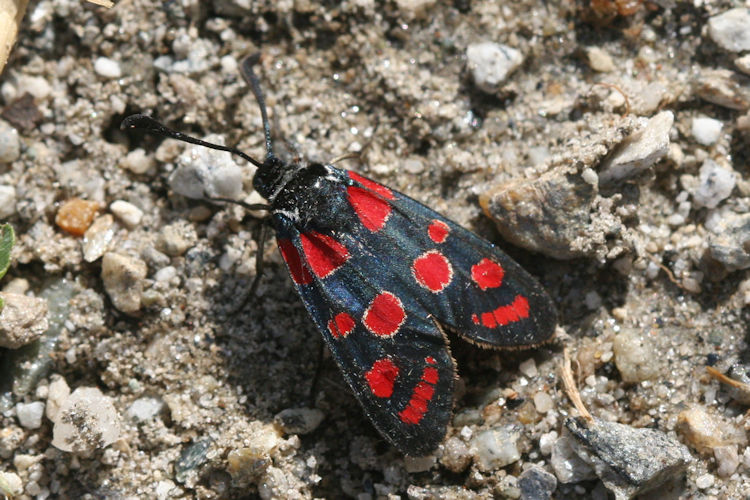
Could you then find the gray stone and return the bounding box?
[0,185,16,219]
[692,160,736,209]
[466,42,523,93]
[16,401,45,429]
[170,134,244,200]
[51,387,122,453]
[471,426,521,471]
[274,408,325,435]
[519,466,557,500]
[707,212,750,271]
[707,8,750,53]
[0,120,20,164]
[0,293,48,349]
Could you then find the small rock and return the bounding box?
[471,426,521,471]
[550,434,596,483]
[539,431,557,456]
[404,455,436,473]
[586,47,615,72]
[677,406,737,455]
[51,387,122,453]
[110,200,143,229]
[0,293,48,349]
[94,57,122,79]
[695,473,714,490]
[55,198,100,237]
[724,363,750,404]
[519,358,538,378]
[120,148,155,175]
[154,266,177,282]
[694,69,750,111]
[563,417,692,499]
[707,8,750,53]
[598,111,673,187]
[127,396,165,422]
[0,471,22,497]
[46,376,71,422]
[466,42,524,93]
[156,221,197,257]
[394,0,436,18]
[82,214,115,262]
[439,436,472,473]
[707,212,750,272]
[691,117,723,146]
[0,427,23,459]
[274,408,324,435]
[226,422,282,484]
[519,466,557,500]
[16,401,45,429]
[0,120,20,163]
[0,185,16,219]
[714,445,739,477]
[170,135,245,200]
[735,54,750,76]
[613,328,659,383]
[533,392,554,413]
[692,159,736,209]
[101,252,148,313]
[175,439,212,486]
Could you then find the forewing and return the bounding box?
[273,215,456,456]
[343,170,557,349]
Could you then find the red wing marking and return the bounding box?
[278,239,312,285]
[412,250,453,293]
[348,171,395,200]
[300,231,350,279]
[366,358,399,398]
[327,312,355,338]
[471,258,505,290]
[347,186,392,232]
[472,295,530,328]
[398,360,440,425]
[427,220,450,244]
[363,292,406,337]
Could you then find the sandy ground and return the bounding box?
[0,0,749,498]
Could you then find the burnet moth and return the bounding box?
[122,54,557,456]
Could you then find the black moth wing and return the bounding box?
[271,208,456,456]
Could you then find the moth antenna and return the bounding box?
[240,53,274,160]
[120,114,264,168]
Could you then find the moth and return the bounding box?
[122,54,556,456]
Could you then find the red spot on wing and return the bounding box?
[363,292,405,337]
[428,219,450,243]
[300,231,350,279]
[347,186,392,232]
[425,356,436,364]
[412,250,453,293]
[474,295,530,328]
[471,258,505,290]
[278,239,312,285]
[366,358,399,398]
[327,312,355,338]
[348,171,395,200]
[399,361,440,425]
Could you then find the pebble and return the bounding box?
[471,426,521,471]
[519,358,538,378]
[0,293,48,349]
[16,401,45,429]
[677,406,733,454]
[598,111,673,187]
[692,159,736,209]
[156,221,197,257]
[691,116,723,146]
[154,266,177,282]
[439,436,471,473]
[695,473,715,489]
[550,434,596,483]
[707,8,750,52]
[394,0,436,18]
[735,54,750,76]
[0,185,16,218]
[274,408,325,435]
[695,69,750,110]
[586,46,615,72]
[51,387,122,453]
[0,471,22,497]
[170,134,245,200]
[55,198,100,237]
[0,427,23,459]
[612,328,658,383]
[93,57,122,79]
[45,376,70,422]
[110,200,143,229]
[404,455,436,473]
[82,214,115,262]
[101,252,148,313]
[533,392,554,413]
[466,42,524,93]
[127,396,165,422]
[562,417,692,499]
[519,466,557,500]
[120,148,155,175]
[714,445,739,477]
[707,212,750,271]
[0,120,20,163]
[539,431,557,456]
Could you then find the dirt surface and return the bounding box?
[0,0,749,499]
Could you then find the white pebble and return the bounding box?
[154,266,177,282]
[46,376,71,422]
[0,120,20,164]
[127,396,165,422]
[120,148,155,175]
[533,392,554,413]
[0,185,16,218]
[16,401,45,429]
[51,387,121,453]
[707,8,750,53]
[94,57,122,79]
[466,42,523,93]
[539,431,558,456]
[735,54,750,76]
[519,358,537,378]
[0,471,22,496]
[471,426,521,471]
[394,0,436,18]
[170,134,245,200]
[714,445,739,477]
[695,473,715,489]
[586,46,615,72]
[692,159,736,209]
[110,200,143,229]
[691,117,723,146]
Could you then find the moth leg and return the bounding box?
[248,221,270,298]
[307,338,326,407]
[203,194,271,213]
